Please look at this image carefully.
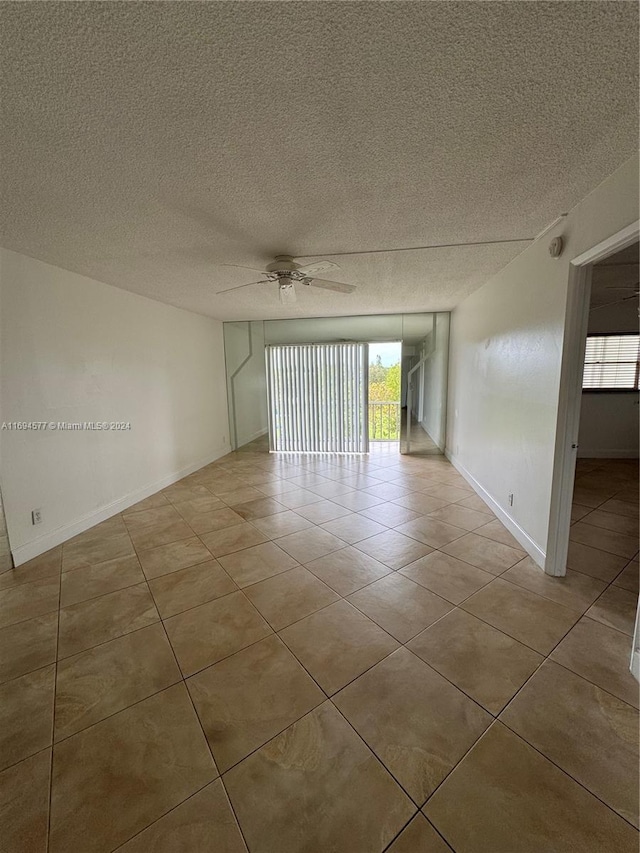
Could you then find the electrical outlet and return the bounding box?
[508,493,514,507]
[31,509,43,525]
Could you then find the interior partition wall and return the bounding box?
[266,343,368,453]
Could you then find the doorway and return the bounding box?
[367,342,402,447]
[547,221,639,577]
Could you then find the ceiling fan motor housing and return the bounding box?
[266,256,312,283]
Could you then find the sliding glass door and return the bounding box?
[266,343,369,453]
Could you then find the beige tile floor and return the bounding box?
[0,445,638,852]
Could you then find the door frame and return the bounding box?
[545,220,639,577]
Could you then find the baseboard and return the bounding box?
[11,444,232,566]
[445,449,546,569]
[577,449,639,459]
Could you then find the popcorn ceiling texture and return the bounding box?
[0,1,637,320]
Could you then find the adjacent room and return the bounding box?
[0,3,638,853]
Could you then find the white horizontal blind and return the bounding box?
[267,343,368,453]
[582,334,640,389]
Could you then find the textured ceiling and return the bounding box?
[1,1,638,321]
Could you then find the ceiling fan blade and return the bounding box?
[216,280,271,295]
[307,278,357,294]
[222,263,268,274]
[295,260,340,276]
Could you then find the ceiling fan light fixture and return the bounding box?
[279,279,297,304]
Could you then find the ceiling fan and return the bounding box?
[215,255,357,304]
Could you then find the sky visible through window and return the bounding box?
[369,341,401,367]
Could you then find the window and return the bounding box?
[582,334,640,390]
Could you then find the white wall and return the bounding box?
[0,249,230,565]
[446,156,639,565]
[420,313,450,450]
[224,321,269,449]
[578,393,638,458]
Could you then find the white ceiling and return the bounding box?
[1,2,638,321]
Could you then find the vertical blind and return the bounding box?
[266,343,369,453]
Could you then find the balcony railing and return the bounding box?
[368,401,401,441]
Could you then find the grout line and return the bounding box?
[46,548,62,853]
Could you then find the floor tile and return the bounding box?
[331,490,386,511]
[422,484,472,503]
[224,702,414,853]
[50,683,217,853]
[440,533,525,574]
[363,483,412,501]
[58,583,159,658]
[280,600,399,695]
[243,566,339,630]
[0,576,60,629]
[399,551,493,604]
[573,485,614,508]
[428,504,490,532]
[124,505,194,551]
[62,529,136,572]
[348,573,452,643]
[570,522,638,559]
[599,498,639,519]
[305,546,392,595]
[582,509,639,538]
[137,536,213,580]
[171,495,225,521]
[0,612,58,684]
[218,487,266,506]
[60,554,144,606]
[55,623,181,741]
[567,541,628,582]
[183,507,245,535]
[334,648,490,804]
[391,492,449,514]
[613,561,639,594]
[0,546,61,591]
[321,514,388,544]
[550,617,638,708]
[275,528,345,563]
[408,608,542,715]
[200,521,268,557]
[123,493,170,515]
[199,523,268,557]
[0,749,51,853]
[356,529,433,569]
[250,509,313,538]
[500,660,639,827]
[117,780,248,852]
[231,497,286,521]
[586,585,638,636]
[474,518,524,549]
[306,480,355,499]
[571,503,592,523]
[396,517,467,549]
[164,591,272,676]
[502,556,607,611]
[0,664,55,771]
[455,494,493,515]
[148,559,237,618]
[295,500,351,524]
[273,488,324,509]
[218,542,299,588]
[359,502,423,527]
[386,814,453,852]
[188,634,324,772]
[461,578,580,654]
[424,722,637,853]
[162,482,215,504]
